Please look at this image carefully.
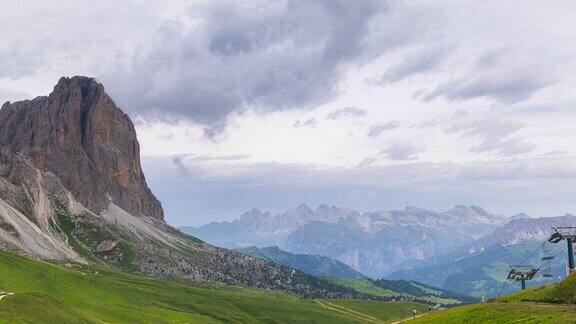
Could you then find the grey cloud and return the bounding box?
[143,155,576,225]
[325,106,367,120]
[0,88,30,105]
[171,153,250,176]
[378,46,447,83]
[172,154,250,164]
[542,150,570,156]
[188,154,250,162]
[0,44,47,79]
[171,155,189,177]
[367,121,400,138]
[381,143,423,161]
[447,115,535,157]
[162,155,576,190]
[293,118,317,128]
[102,0,389,130]
[0,1,163,80]
[471,138,534,156]
[423,68,554,104]
[357,156,378,168]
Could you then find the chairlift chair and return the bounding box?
[507,266,539,290]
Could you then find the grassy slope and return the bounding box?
[327,277,396,297]
[499,272,576,304]
[0,251,425,323]
[409,303,576,323]
[327,277,468,305]
[326,299,427,322]
[407,273,576,323]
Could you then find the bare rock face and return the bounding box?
[96,240,118,252]
[0,76,163,220]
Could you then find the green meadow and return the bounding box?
[0,251,424,323]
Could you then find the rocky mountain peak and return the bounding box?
[295,203,313,212]
[509,212,531,220]
[444,205,504,225]
[239,208,270,222]
[0,76,163,219]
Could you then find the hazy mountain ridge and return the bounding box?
[181,204,360,248]
[467,214,576,252]
[182,204,506,277]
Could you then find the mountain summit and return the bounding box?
[0,76,162,220]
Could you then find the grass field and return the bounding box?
[0,251,425,323]
[326,277,466,305]
[407,273,576,323]
[326,277,396,297]
[408,302,576,323]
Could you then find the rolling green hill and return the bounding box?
[407,273,576,323]
[0,250,428,323]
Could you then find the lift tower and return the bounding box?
[548,227,576,273]
[507,266,539,290]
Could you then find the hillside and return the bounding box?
[0,250,427,323]
[407,273,576,323]
[499,272,576,304]
[237,246,365,279]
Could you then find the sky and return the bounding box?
[2,0,576,226]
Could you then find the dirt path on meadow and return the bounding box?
[0,293,13,302]
[314,300,380,323]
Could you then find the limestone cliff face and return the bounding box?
[0,76,163,220]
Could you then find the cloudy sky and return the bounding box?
[2,0,576,226]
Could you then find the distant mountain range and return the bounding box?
[181,204,360,249]
[181,204,506,277]
[182,204,576,298]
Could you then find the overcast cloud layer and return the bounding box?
[2,0,576,225]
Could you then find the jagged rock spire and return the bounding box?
[0,76,164,219]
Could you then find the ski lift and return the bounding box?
[541,248,554,278]
[507,265,539,290]
[507,266,538,281]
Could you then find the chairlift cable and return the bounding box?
[516,240,548,267]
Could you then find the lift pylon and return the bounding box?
[548,227,576,274]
